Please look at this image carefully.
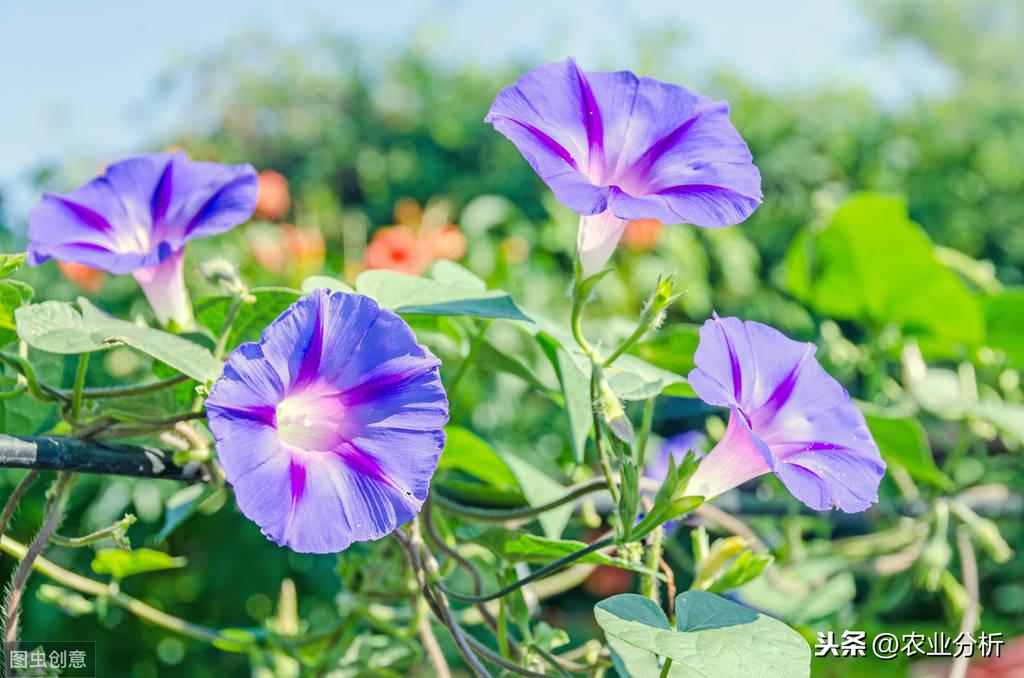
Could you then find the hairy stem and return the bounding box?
[432,478,608,523]
[0,470,39,538]
[4,471,73,642]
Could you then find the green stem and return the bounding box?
[71,353,90,421]
[0,533,254,650]
[446,320,493,401]
[634,398,655,467]
[52,513,136,548]
[214,294,244,360]
[432,478,608,522]
[570,290,593,356]
[641,525,664,602]
[439,536,615,604]
[601,323,647,367]
[659,658,673,678]
[0,352,64,402]
[66,374,191,400]
[592,373,620,505]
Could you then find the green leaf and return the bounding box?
[300,276,354,295]
[355,269,531,321]
[594,591,811,678]
[196,287,301,349]
[499,450,573,540]
[984,287,1024,367]
[862,410,953,490]
[0,279,34,346]
[537,335,592,464]
[437,426,519,490]
[157,484,217,542]
[16,298,222,382]
[0,253,26,280]
[455,526,657,575]
[736,557,856,626]
[629,324,701,377]
[91,548,187,579]
[785,192,984,358]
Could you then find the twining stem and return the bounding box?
[51,513,136,548]
[71,353,90,421]
[4,471,73,642]
[0,470,39,538]
[393,527,492,677]
[950,528,979,678]
[440,536,615,604]
[0,352,64,402]
[464,635,553,678]
[432,478,608,522]
[63,374,191,400]
[446,320,494,402]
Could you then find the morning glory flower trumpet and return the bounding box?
[686,314,885,512]
[486,58,762,276]
[205,289,448,554]
[27,151,257,327]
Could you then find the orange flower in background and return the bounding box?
[426,224,467,261]
[621,218,664,252]
[365,225,432,275]
[254,170,291,222]
[364,198,467,274]
[57,261,105,294]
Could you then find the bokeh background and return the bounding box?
[1,0,1022,676]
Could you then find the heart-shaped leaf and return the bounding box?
[594,591,810,677]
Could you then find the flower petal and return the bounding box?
[577,211,629,277]
[131,246,192,327]
[685,410,773,499]
[485,58,612,215]
[687,315,885,512]
[208,290,448,553]
[158,153,258,243]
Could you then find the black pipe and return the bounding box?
[0,434,206,483]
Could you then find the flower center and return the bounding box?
[275,385,346,452]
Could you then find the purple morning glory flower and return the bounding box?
[486,58,762,276]
[685,315,885,512]
[28,151,257,327]
[205,289,448,553]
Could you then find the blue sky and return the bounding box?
[0,0,950,214]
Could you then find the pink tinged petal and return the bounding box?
[687,315,886,512]
[577,210,629,277]
[131,246,193,328]
[685,410,772,499]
